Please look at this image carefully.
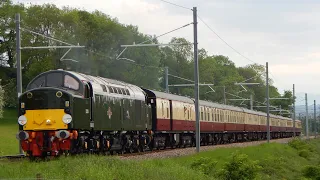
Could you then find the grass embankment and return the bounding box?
[0,109,19,156]
[0,109,320,180]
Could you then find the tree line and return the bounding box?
[0,0,293,117]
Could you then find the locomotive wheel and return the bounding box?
[127,147,134,154]
[139,145,145,152]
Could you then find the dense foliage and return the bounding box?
[0,0,293,116]
[0,83,4,118]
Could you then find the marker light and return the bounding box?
[62,114,72,124]
[27,92,32,99]
[56,91,63,98]
[65,101,70,107]
[18,115,27,126]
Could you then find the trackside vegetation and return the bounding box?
[1,138,320,180]
[0,109,320,179]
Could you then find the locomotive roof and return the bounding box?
[27,69,146,101]
[66,70,146,101]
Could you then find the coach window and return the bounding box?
[233,112,235,123]
[231,112,233,123]
[232,112,234,123]
[202,107,205,121]
[224,111,230,122]
[161,102,164,117]
[212,109,214,122]
[230,112,233,123]
[216,109,219,122]
[206,108,208,121]
[236,112,238,123]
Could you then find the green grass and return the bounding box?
[0,139,319,180]
[171,142,311,180]
[0,155,210,180]
[0,109,19,156]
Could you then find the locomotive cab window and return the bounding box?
[64,75,79,90]
[27,72,84,96]
[28,76,46,89]
[47,73,63,87]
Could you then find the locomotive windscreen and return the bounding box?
[26,71,84,96]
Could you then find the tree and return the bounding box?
[0,82,4,118]
[0,0,24,68]
[0,1,291,116]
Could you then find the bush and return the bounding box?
[299,149,311,159]
[190,157,217,175]
[217,152,262,180]
[302,165,320,179]
[0,83,4,118]
[289,138,314,152]
[259,155,286,176]
[3,78,17,108]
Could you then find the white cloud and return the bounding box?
[271,61,320,75]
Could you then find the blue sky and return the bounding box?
[13,0,320,105]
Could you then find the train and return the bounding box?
[16,69,302,158]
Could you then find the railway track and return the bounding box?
[0,154,26,160]
[0,136,315,161]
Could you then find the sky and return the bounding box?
[12,0,320,105]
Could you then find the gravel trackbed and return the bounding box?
[119,136,315,160]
